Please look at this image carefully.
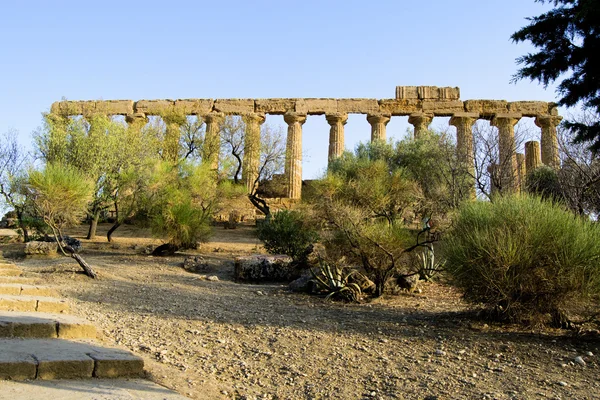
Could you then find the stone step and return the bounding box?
[0,295,69,313]
[0,378,188,399]
[0,284,59,297]
[0,338,144,380]
[0,268,22,277]
[0,276,35,284]
[0,312,96,339]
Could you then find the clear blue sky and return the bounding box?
[0,0,557,178]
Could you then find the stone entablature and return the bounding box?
[50,86,561,199]
[51,97,558,119]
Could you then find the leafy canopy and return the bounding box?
[512,0,600,148]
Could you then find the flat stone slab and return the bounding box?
[0,277,35,284]
[0,339,144,380]
[0,284,59,297]
[0,379,188,399]
[0,312,96,339]
[0,295,69,313]
[0,268,22,277]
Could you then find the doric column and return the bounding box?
[408,113,434,139]
[284,112,306,199]
[366,114,391,142]
[126,112,148,131]
[450,112,478,199]
[516,153,526,191]
[161,113,187,163]
[242,113,265,192]
[326,113,348,164]
[535,115,562,169]
[202,112,225,171]
[525,141,542,174]
[491,114,521,193]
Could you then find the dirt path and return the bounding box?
[2,224,599,399]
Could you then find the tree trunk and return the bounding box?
[107,222,121,242]
[15,209,29,242]
[248,193,271,220]
[87,212,100,240]
[64,245,97,279]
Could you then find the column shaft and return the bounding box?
[535,115,562,169]
[525,141,542,174]
[516,153,526,191]
[203,113,225,171]
[450,113,478,199]
[408,113,433,139]
[491,114,521,193]
[366,114,391,142]
[284,112,306,199]
[161,113,187,163]
[326,113,348,164]
[126,112,148,132]
[242,113,265,192]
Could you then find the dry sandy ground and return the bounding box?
[2,223,600,400]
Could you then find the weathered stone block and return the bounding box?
[508,101,550,116]
[297,98,338,115]
[378,99,422,115]
[0,351,37,380]
[0,268,22,277]
[395,86,419,99]
[89,350,144,378]
[50,101,84,116]
[337,98,380,114]
[0,296,37,312]
[94,100,134,115]
[417,86,439,99]
[24,241,57,256]
[182,256,211,273]
[0,284,21,296]
[464,100,509,116]
[234,255,297,282]
[255,98,296,114]
[213,99,255,114]
[36,298,69,313]
[134,100,175,114]
[438,87,461,100]
[174,99,214,115]
[422,100,465,116]
[19,285,59,297]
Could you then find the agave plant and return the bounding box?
[417,245,445,281]
[310,262,363,302]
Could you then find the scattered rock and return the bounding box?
[207,275,219,282]
[574,356,586,366]
[183,256,211,273]
[558,381,568,387]
[435,349,446,356]
[234,254,297,282]
[24,240,58,256]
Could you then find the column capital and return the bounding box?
[284,112,306,125]
[203,112,225,124]
[491,113,521,127]
[366,113,391,125]
[449,112,479,127]
[325,113,348,126]
[407,112,433,125]
[535,115,563,128]
[242,113,266,124]
[125,112,147,124]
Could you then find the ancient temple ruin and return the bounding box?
[50,86,561,199]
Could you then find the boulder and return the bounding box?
[182,256,211,273]
[24,241,58,256]
[234,255,296,282]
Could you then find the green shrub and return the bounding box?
[525,165,563,202]
[152,199,212,249]
[444,195,600,326]
[257,210,318,265]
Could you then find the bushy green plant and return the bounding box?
[525,165,563,202]
[444,195,600,326]
[257,209,318,265]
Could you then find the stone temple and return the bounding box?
[50,86,561,199]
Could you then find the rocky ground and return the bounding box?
[1,223,599,400]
